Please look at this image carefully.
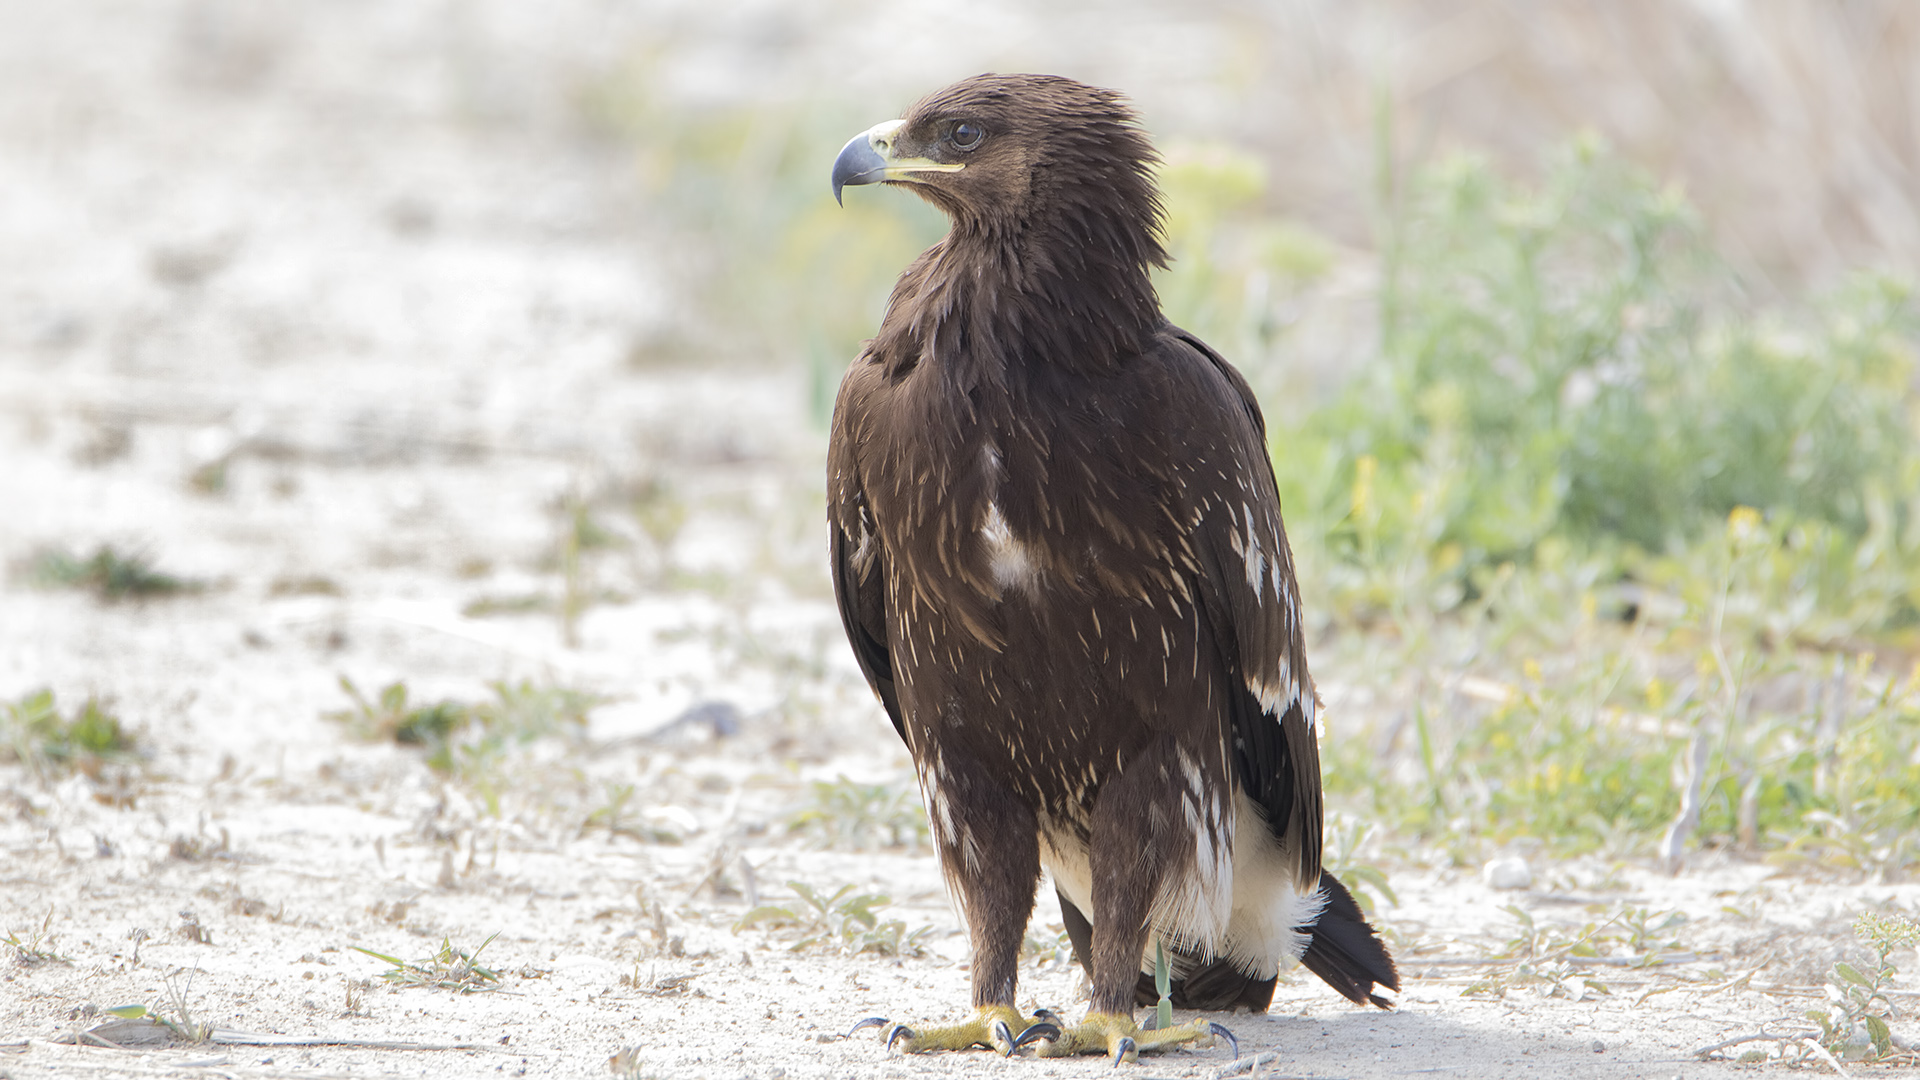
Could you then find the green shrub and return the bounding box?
[1273,140,1920,624]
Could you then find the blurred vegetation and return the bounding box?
[785,774,930,851]
[28,545,196,601]
[733,880,931,957]
[328,677,605,814]
[1280,141,1920,871]
[2,689,137,779]
[1808,911,1920,1063]
[1283,139,1920,617]
[574,63,943,423]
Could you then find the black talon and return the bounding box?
[847,1017,889,1039]
[991,1018,1015,1056]
[1111,1035,1136,1066]
[1034,1008,1063,1026]
[1207,1022,1239,1060]
[1013,1021,1061,1048]
[885,1024,915,1053]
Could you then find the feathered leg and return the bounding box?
[1035,735,1235,1063]
[855,764,1049,1054]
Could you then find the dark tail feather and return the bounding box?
[1298,870,1398,1009]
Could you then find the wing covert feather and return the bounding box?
[828,360,906,743]
[1159,326,1322,887]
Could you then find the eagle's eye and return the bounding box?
[947,121,985,152]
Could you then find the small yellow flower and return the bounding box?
[1726,505,1762,543]
[1523,658,1543,683]
[1646,678,1666,711]
[1351,454,1377,520]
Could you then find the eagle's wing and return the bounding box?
[1162,326,1323,890]
[827,360,905,742]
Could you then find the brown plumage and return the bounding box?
[828,73,1396,1050]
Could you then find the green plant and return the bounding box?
[28,544,194,600]
[2,689,137,777]
[1274,138,1920,630]
[3,910,69,966]
[1153,942,1173,1031]
[1323,815,1399,916]
[351,933,502,993]
[1806,911,1920,1062]
[326,677,601,788]
[326,677,468,747]
[584,782,688,845]
[734,881,931,957]
[785,776,929,851]
[1462,903,1686,1000]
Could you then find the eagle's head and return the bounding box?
[833,73,1167,269]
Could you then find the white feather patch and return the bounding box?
[980,501,1040,594]
[1249,670,1304,724]
[1240,504,1267,598]
[1212,790,1326,974]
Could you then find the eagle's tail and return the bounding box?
[1298,870,1398,1009]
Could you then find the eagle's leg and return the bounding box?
[867,775,1048,1054]
[1035,736,1235,1062]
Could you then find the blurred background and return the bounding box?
[4,0,1920,898]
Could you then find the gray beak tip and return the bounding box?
[831,128,890,204]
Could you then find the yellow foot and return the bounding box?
[1030,1011,1238,1064]
[847,1005,1063,1055]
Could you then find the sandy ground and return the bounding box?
[1,3,1913,1079]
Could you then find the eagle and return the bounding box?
[827,73,1397,1063]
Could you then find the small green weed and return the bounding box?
[1463,903,1686,1000]
[327,677,467,747]
[584,782,689,845]
[351,933,502,993]
[2,689,137,777]
[785,776,929,851]
[3,910,69,966]
[1806,911,1920,1063]
[734,881,931,957]
[327,677,601,781]
[1324,815,1399,916]
[28,545,194,600]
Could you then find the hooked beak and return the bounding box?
[831,119,964,205]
